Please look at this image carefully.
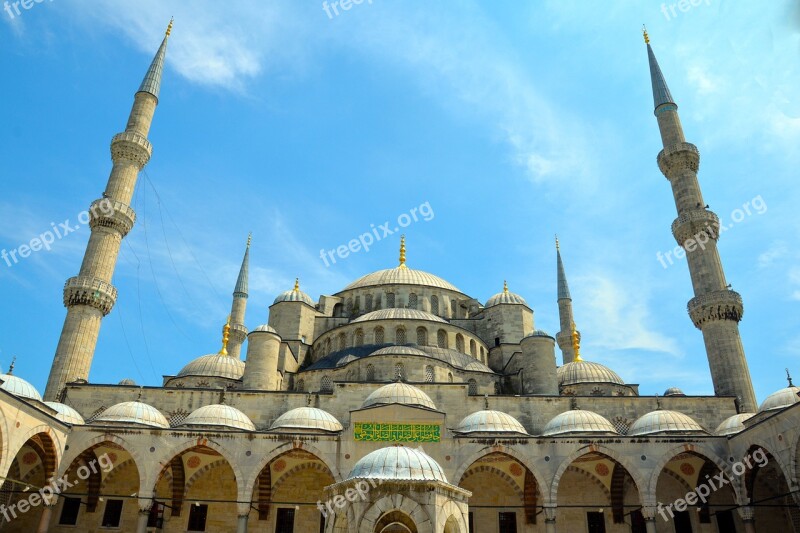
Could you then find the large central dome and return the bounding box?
[341,266,461,293]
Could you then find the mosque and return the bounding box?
[1,22,799,533]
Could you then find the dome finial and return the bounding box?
[655,394,662,410]
[484,393,489,410]
[398,235,407,268]
[555,234,560,251]
[7,356,15,375]
[166,17,174,38]
[570,397,579,410]
[218,316,231,356]
[307,391,313,406]
[642,24,649,44]
[293,278,300,292]
[787,368,794,387]
[246,232,252,248]
[503,280,509,294]
[571,323,582,362]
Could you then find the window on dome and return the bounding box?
[365,294,373,312]
[355,329,364,346]
[366,365,375,381]
[408,293,418,309]
[354,296,361,314]
[431,295,439,315]
[321,376,333,393]
[325,338,332,356]
[448,372,453,383]
[374,295,382,310]
[386,292,396,308]
[395,363,405,380]
[456,334,465,353]
[425,365,434,383]
[396,328,406,345]
[338,333,346,351]
[416,327,428,346]
[437,329,448,349]
[346,298,353,316]
[470,339,477,356]
[468,379,478,396]
[374,327,385,344]
[451,299,457,317]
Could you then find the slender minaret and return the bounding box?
[227,234,251,358]
[44,21,173,400]
[645,30,756,412]
[555,237,580,364]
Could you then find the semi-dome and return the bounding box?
[542,409,617,436]
[628,410,706,436]
[307,345,493,374]
[663,387,685,396]
[348,445,447,483]
[758,386,800,412]
[455,410,527,435]
[370,346,429,357]
[118,378,137,386]
[362,382,436,410]
[252,324,278,334]
[44,402,85,425]
[270,407,343,433]
[715,413,755,436]
[352,308,447,324]
[94,401,169,428]
[342,266,461,293]
[557,360,624,386]
[0,374,42,401]
[177,354,245,381]
[180,404,255,431]
[486,282,528,307]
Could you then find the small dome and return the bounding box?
[758,386,800,412]
[177,354,245,380]
[273,284,315,306]
[0,374,42,401]
[628,410,706,436]
[715,413,755,436]
[94,401,169,428]
[663,387,685,397]
[118,378,137,386]
[486,284,528,307]
[362,382,436,410]
[270,407,343,433]
[557,360,624,386]
[348,445,447,483]
[181,404,255,431]
[542,409,617,436]
[526,330,553,339]
[352,309,447,324]
[455,410,527,435]
[252,324,278,334]
[342,267,461,293]
[44,402,85,425]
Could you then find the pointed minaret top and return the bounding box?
[137,18,173,100]
[218,316,231,356]
[398,235,407,269]
[644,28,676,111]
[556,236,571,300]
[233,234,250,298]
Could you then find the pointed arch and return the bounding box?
[646,443,740,503]
[453,445,549,504]
[551,444,646,506]
[242,441,342,499]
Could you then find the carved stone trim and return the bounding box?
[687,289,743,328]
[671,209,720,246]
[88,199,137,237]
[110,131,152,169]
[657,142,700,177]
[63,276,117,315]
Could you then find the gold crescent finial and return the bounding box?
[555,235,560,251]
[218,316,231,355]
[246,232,252,248]
[399,235,407,268]
[293,278,300,292]
[503,280,509,294]
[642,25,650,44]
[166,18,174,38]
[571,322,582,362]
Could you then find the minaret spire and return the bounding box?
[227,234,251,359]
[555,236,579,364]
[44,21,173,400]
[646,32,756,412]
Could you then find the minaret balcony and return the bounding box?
[88,199,137,237]
[110,131,152,169]
[657,142,699,177]
[687,289,743,328]
[63,276,118,316]
[671,209,720,246]
[229,323,248,344]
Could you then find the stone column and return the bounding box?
[36,503,57,533]
[738,505,756,533]
[136,497,153,533]
[544,505,557,533]
[641,504,658,533]
[236,503,251,533]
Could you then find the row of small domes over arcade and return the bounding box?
[3,374,796,436]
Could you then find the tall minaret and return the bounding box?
[44,22,173,401]
[645,30,756,412]
[227,234,251,358]
[555,237,579,364]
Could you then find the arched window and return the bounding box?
[366,364,375,381]
[430,295,439,315]
[333,303,344,318]
[365,294,373,312]
[456,334,465,353]
[325,338,332,356]
[354,296,361,314]
[451,299,457,317]
[469,339,477,357]
[338,332,346,351]
[408,293,418,310]
[480,346,485,359]
[355,329,364,346]
[374,295,382,310]
[425,365,434,383]
[395,363,404,380]
[320,375,332,393]
[386,292,395,308]
[346,297,353,316]
[296,379,305,392]
[494,382,502,394]
[447,372,453,383]
[416,327,428,346]
[375,327,385,344]
[468,379,478,396]
[395,327,406,345]
[437,329,448,349]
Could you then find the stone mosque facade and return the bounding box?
[2,24,800,533]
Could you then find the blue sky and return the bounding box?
[1,1,799,403]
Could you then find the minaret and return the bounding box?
[227,234,251,358]
[43,21,173,400]
[645,30,756,412]
[555,237,580,364]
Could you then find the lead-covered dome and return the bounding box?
[628,410,705,436]
[118,378,137,386]
[715,413,754,436]
[177,354,245,380]
[362,382,436,410]
[0,374,42,401]
[557,360,624,386]
[542,409,617,436]
[273,284,315,306]
[181,404,255,431]
[663,387,685,396]
[352,308,447,324]
[342,266,461,293]
[270,407,343,433]
[252,324,278,334]
[758,386,800,412]
[455,410,527,435]
[348,445,447,483]
[486,282,528,307]
[44,402,85,425]
[94,401,169,428]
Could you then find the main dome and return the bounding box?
[362,382,437,410]
[342,267,461,293]
[557,360,624,386]
[348,445,447,483]
[352,308,447,324]
[177,354,245,380]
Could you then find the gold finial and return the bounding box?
[398,235,407,268]
[503,280,509,294]
[293,278,300,292]
[246,232,252,248]
[7,357,15,375]
[218,316,231,355]
[642,25,650,44]
[166,18,174,38]
[555,235,560,251]
[571,323,582,362]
